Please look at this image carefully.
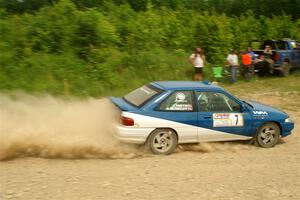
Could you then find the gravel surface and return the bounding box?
[1,94,299,200]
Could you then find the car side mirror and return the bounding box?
[240,104,248,112]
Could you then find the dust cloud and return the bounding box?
[0,92,141,160]
[0,93,258,161]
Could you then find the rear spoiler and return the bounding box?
[109,97,136,111]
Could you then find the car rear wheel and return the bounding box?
[255,122,280,148]
[148,129,178,155]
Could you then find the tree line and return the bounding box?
[0,0,299,96]
[2,0,300,19]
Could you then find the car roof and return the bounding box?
[151,81,223,91]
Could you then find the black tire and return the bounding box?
[280,61,290,77]
[257,70,265,77]
[147,129,178,155]
[256,62,269,77]
[255,122,280,148]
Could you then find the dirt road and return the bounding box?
[0,92,299,200]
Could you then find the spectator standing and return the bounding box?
[247,47,255,75]
[241,51,252,81]
[189,48,205,81]
[263,45,274,73]
[226,49,239,83]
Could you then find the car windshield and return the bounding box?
[250,40,275,50]
[124,84,161,107]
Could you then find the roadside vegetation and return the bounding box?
[224,70,300,93]
[0,0,299,97]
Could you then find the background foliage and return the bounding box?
[0,0,299,96]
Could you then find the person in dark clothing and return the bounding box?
[263,45,274,73]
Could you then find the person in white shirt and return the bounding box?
[226,49,239,83]
[189,48,205,81]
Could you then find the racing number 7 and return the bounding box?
[234,114,239,125]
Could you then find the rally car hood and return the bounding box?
[109,97,137,111]
[244,100,288,118]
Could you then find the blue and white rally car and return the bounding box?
[110,81,294,154]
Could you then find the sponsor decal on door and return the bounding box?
[213,113,244,127]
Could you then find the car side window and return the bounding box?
[196,92,241,112]
[158,91,194,111]
[276,41,287,50]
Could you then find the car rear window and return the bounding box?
[259,41,275,50]
[275,41,288,50]
[123,84,162,107]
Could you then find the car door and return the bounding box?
[294,41,300,67]
[195,91,253,142]
[152,90,198,143]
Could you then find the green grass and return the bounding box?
[220,73,300,97]
[107,70,300,98]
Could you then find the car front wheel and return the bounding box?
[255,122,280,148]
[148,129,178,155]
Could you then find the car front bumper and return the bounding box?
[281,122,295,137]
[114,125,155,144]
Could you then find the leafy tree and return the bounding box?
[0,0,299,96]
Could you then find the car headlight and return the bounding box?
[285,118,293,123]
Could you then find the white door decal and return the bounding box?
[213,113,244,127]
